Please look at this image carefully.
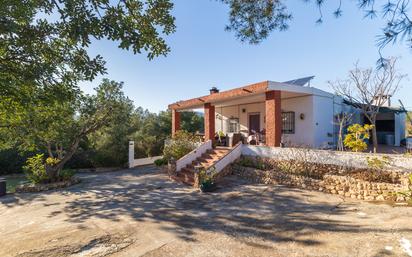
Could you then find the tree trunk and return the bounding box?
[338,123,344,151]
[46,139,80,182]
[46,142,54,158]
[371,125,378,153]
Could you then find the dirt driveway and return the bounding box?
[0,166,412,257]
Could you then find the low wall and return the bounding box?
[232,165,410,202]
[128,140,164,168]
[242,145,412,172]
[133,156,163,167]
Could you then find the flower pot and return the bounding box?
[200,182,217,192]
[0,178,6,197]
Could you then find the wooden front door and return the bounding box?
[248,113,260,134]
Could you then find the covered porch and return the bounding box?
[168,80,317,147]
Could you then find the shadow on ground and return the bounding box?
[3,165,412,250]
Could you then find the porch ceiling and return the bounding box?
[213,91,309,108]
[169,80,314,111]
[168,81,269,111]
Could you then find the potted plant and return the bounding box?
[198,167,217,192]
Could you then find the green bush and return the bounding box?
[344,124,373,152]
[366,156,392,170]
[0,149,34,175]
[23,154,48,184]
[66,149,95,169]
[163,131,199,161]
[237,156,268,170]
[59,169,75,180]
[154,158,168,166]
[23,154,75,184]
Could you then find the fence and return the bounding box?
[128,141,162,168]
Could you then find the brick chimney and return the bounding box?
[209,87,219,95]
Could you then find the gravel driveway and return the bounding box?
[0,166,411,257]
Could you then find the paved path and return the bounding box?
[0,166,411,257]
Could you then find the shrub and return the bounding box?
[23,154,76,184]
[23,154,48,184]
[154,158,168,166]
[163,130,199,161]
[66,149,95,169]
[397,174,412,203]
[0,149,34,175]
[237,156,268,170]
[366,156,392,170]
[59,169,75,180]
[344,124,373,152]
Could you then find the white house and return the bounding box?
[168,77,407,148]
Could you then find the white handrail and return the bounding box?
[210,142,242,173]
[176,140,213,172]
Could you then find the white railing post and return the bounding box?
[128,141,135,168]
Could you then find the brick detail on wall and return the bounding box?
[172,109,180,137]
[204,103,215,141]
[265,90,281,147]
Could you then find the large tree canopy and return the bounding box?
[0,0,175,103]
[220,0,411,61]
[1,0,410,101]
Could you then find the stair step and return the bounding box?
[171,175,194,185]
[181,167,195,174]
[172,146,233,186]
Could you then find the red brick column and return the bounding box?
[204,103,215,142]
[265,90,281,147]
[172,109,180,137]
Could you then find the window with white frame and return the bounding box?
[227,118,240,133]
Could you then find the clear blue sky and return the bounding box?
[80,0,412,113]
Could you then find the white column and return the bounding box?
[128,141,135,168]
[395,113,406,147]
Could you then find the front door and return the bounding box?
[249,113,260,134]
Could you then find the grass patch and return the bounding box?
[4,174,28,193]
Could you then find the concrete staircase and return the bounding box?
[171,147,230,186]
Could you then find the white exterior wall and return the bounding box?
[281,96,315,147]
[214,92,389,149]
[215,95,318,147]
[216,102,265,138]
[312,95,335,148]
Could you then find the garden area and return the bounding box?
[0,102,203,194]
[232,150,412,205]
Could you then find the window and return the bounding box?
[227,118,239,133]
[282,112,295,134]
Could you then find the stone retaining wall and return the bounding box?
[232,165,410,202]
[16,177,80,193]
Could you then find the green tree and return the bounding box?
[0,79,129,180]
[87,91,135,167]
[1,0,175,96]
[1,0,176,173]
[131,108,167,158]
[128,109,203,159]
[181,111,204,134]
